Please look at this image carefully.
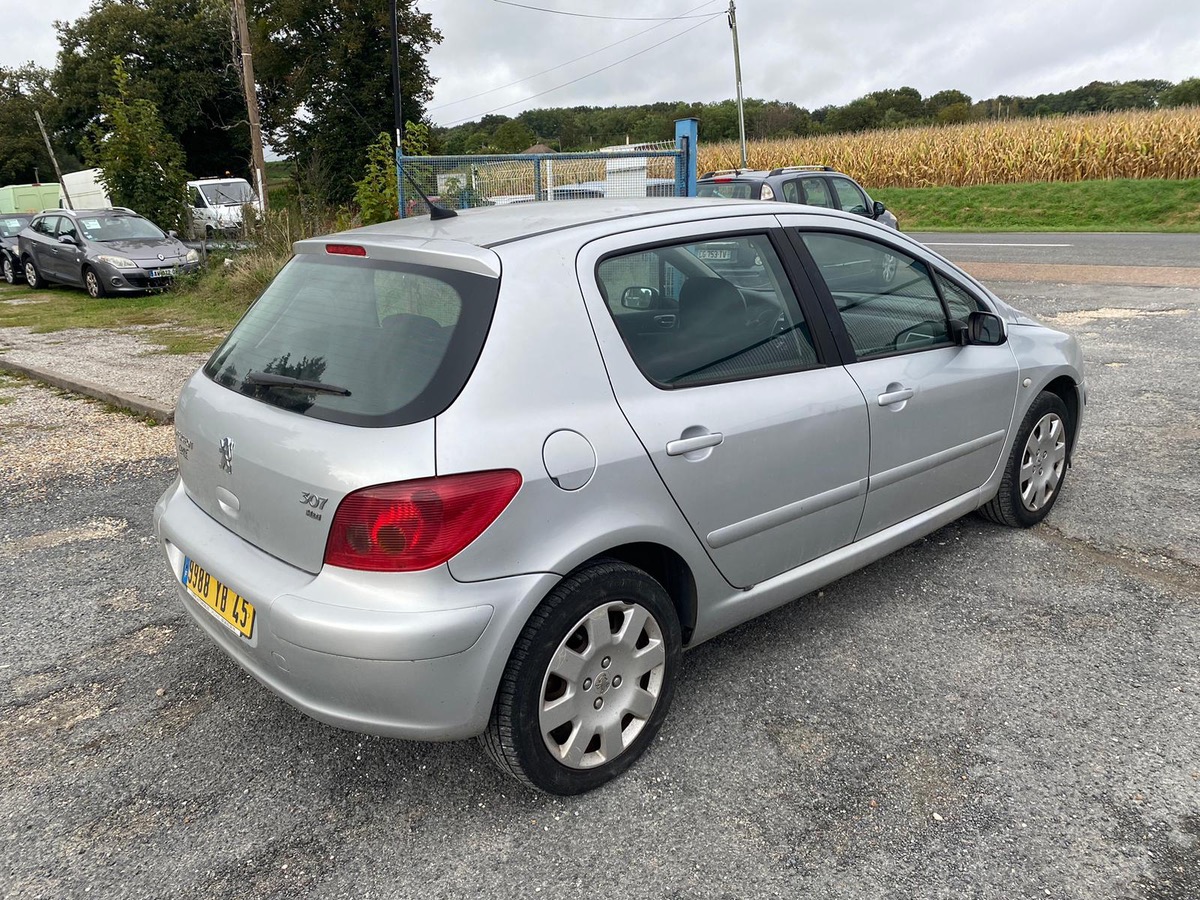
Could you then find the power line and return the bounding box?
[492,0,722,21]
[439,13,724,127]
[432,0,723,112]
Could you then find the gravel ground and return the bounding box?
[0,325,206,410]
[0,279,1197,900]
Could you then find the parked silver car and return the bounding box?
[154,198,1086,794]
[19,207,200,297]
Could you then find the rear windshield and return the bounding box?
[697,182,754,199]
[204,254,499,427]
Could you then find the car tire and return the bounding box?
[2,254,21,285]
[880,252,898,282]
[23,258,44,290]
[480,558,681,795]
[83,266,106,299]
[980,390,1071,528]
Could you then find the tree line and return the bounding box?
[1,0,1197,211]
[437,78,1200,154]
[0,0,439,210]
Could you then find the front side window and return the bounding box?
[56,218,79,240]
[801,232,950,359]
[830,178,869,216]
[204,254,498,427]
[596,234,818,387]
[937,274,983,323]
[33,216,57,236]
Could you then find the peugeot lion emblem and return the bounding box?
[218,437,235,474]
[157,253,166,261]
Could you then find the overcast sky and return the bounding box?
[6,0,1200,128]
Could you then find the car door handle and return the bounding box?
[878,387,915,406]
[666,432,724,456]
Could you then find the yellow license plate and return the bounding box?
[182,557,255,639]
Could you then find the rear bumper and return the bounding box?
[154,476,557,740]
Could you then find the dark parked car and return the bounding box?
[1,214,32,285]
[19,207,200,297]
[697,165,899,230]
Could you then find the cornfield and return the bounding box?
[698,107,1200,188]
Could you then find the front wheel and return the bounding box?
[23,258,44,290]
[480,559,681,795]
[980,390,1071,527]
[84,267,106,298]
[2,254,21,285]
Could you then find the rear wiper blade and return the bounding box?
[245,371,352,396]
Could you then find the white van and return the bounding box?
[187,177,261,237]
[60,169,113,210]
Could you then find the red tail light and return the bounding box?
[325,243,367,256]
[323,470,522,572]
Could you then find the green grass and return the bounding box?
[0,261,264,354]
[873,178,1200,231]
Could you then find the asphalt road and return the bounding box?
[908,232,1200,268]
[1,273,1198,898]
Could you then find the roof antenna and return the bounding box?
[399,167,457,220]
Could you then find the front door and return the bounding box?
[579,220,871,589]
[789,226,1019,537]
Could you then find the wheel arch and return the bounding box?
[1042,374,1081,462]
[586,542,698,646]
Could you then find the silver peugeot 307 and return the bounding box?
[154,198,1085,794]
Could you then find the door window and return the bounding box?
[800,232,951,359]
[782,181,801,203]
[55,218,79,241]
[596,234,818,387]
[830,178,869,216]
[33,216,57,236]
[937,274,983,323]
[799,177,834,208]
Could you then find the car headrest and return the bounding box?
[678,277,745,335]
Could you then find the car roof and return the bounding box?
[328,198,784,250]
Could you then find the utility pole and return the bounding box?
[34,110,73,209]
[727,0,748,169]
[232,0,269,214]
[390,0,407,218]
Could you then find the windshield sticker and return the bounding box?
[81,219,102,229]
[3,219,21,228]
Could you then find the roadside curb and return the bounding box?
[0,357,175,424]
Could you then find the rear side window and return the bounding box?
[204,255,498,427]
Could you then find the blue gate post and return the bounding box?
[675,118,699,197]
[396,146,407,219]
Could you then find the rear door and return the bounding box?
[28,215,61,279]
[579,217,870,589]
[784,221,1019,538]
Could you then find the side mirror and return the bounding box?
[168,230,179,239]
[57,233,76,245]
[873,200,886,219]
[621,286,659,310]
[967,310,1006,345]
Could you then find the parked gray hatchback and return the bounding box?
[154,198,1085,794]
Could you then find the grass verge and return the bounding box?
[873,178,1200,231]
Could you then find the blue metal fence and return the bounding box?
[397,118,698,218]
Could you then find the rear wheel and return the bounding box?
[84,267,106,298]
[480,559,681,795]
[23,258,43,289]
[981,391,1071,527]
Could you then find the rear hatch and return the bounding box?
[175,241,501,573]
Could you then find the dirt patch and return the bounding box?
[0,517,128,560]
[1044,307,1192,327]
[963,262,1200,288]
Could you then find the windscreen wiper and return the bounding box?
[245,371,352,396]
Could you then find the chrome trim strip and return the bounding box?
[871,429,1006,491]
[706,478,868,549]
